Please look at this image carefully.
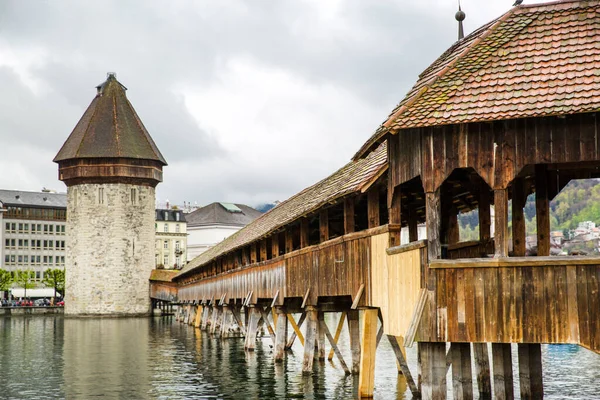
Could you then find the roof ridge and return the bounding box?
[520,0,598,9]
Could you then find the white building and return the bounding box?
[0,189,67,282]
[186,202,262,260]
[155,209,187,269]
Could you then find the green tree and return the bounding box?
[42,268,65,300]
[13,269,36,299]
[0,269,12,298]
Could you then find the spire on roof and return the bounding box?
[455,2,466,41]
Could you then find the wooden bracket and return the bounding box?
[351,284,365,310]
[404,289,427,347]
[301,288,311,309]
[270,289,280,308]
[218,292,227,306]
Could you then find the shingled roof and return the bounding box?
[177,142,387,278]
[356,0,600,159]
[186,203,262,227]
[54,73,167,164]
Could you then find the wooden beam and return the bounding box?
[426,190,442,261]
[259,239,267,262]
[358,309,378,398]
[448,213,459,245]
[320,316,350,374]
[285,228,294,253]
[494,189,509,258]
[367,188,380,228]
[492,343,514,400]
[271,236,279,258]
[317,311,326,361]
[535,164,550,256]
[351,284,365,309]
[518,344,544,400]
[389,188,402,247]
[302,306,318,374]
[286,312,306,348]
[451,343,473,400]
[420,342,447,400]
[344,197,355,234]
[244,306,261,351]
[300,218,309,248]
[348,309,361,375]
[479,185,491,242]
[409,206,419,242]
[259,308,277,345]
[250,244,257,264]
[194,305,203,328]
[512,178,527,256]
[328,312,347,361]
[388,335,419,397]
[473,343,492,399]
[320,209,329,243]
[274,307,287,362]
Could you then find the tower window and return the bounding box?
[131,188,137,205]
[98,187,104,205]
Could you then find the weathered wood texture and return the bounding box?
[149,281,178,302]
[447,240,494,259]
[388,113,600,192]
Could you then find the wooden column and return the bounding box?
[317,311,326,361]
[358,308,379,398]
[494,189,509,258]
[388,188,402,247]
[220,305,232,338]
[319,209,329,243]
[419,342,447,400]
[259,240,267,262]
[347,309,361,374]
[300,218,309,248]
[210,306,222,335]
[448,213,459,245]
[245,306,261,351]
[194,305,203,328]
[201,306,212,330]
[512,178,527,256]
[479,186,491,242]
[426,191,442,261]
[344,197,355,234]
[492,343,514,400]
[473,343,492,399]
[271,235,279,258]
[451,343,473,400]
[535,165,550,256]
[285,229,294,253]
[302,306,318,374]
[368,188,380,228]
[518,344,543,400]
[409,206,419,242]
[250,244,257,264]
[274,307,287,362]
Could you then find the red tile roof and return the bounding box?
[356,0,600,159]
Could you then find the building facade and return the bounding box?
[0,190,67,282]
[186,202,262,260]
[155,209,187,269]
[54,73,166,316]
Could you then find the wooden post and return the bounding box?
[409,206,419,242]
[368,188,380,228]
[220,305,232,338]
[512,178,527,256]
[274,307,287,362]
[245,306,261,351]
[328,312,347,361]
[302,306,318,374]
[194,305,203,328]
[300,218,309,248]
[473,343,492,399]
[211,306,222,335]
[250,244,257,264]
[272,235,280,258]
[535,165,550,256]
[317,311,326,360]
[201,306,212,330]
[259,240,267,262]
[286,312,306,348]
[344,197,355,234]
[319,209,329,243]
[358,309,378,398]
[389,188,402,247]
[518,344,544,400]
[448,213,459,245]
[494,189,509,258]
[451,343,473,400]
[479,186,491,242]
[388,336,419,396]
[419,342,447,400]
[285,229,294,253]
[492,343,514,400]
[347,309,361,374]
[426,191,442,261]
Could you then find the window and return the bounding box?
[5,239,9,248]
[18,239,23,248]
[4,223,9,231]
[164,240,168,249]
[37,224,41,232]
[131,188,137,205]
[176,224,180,233]
[24,240,29,247]
[164,224,168,233]
[44,224,48,234]
[163,255,169,265]
[49,225,54,234]
[49,256,53,264]
[24,224,29,232]
[43,240,48,249]
[24,256,28,263]
[11,223,15,232]
[35,271,40,280]
[99,187,104,205]
[73,188,78,207]
[60,256,65,264]
[43,256,48,264]
[18,256,22,263]
[176,256,181,267]
[61,225,65,234]
[175,241,180,251]
[18,223,23,232]
[4,255,8,263]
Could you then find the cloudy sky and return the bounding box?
[0,0,547,208]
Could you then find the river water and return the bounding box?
[0,315,598,399]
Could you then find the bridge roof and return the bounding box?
[356,0,600,159]
[177,142,387,278]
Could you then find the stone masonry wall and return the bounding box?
[65,183,155,315]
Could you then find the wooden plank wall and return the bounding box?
[447,240,495,259]
[369,233,423,337]
[149,282,178,302]
[419,264,600,354]
[389,112,600,192]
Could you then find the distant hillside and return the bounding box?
[255,203,277,213]
[459,178,600,240]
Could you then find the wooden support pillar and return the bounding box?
[492,343,514,400]
[210,306,222,335]
[201,306,212,330]
[274,307,287,362]
[426,190,442,261]
[319,209,329,243]
[479,186,491,242]
[285,229,294,253]
[367,188,380,228]
[286,312,306,349]
[317,311,326,361]
[535,165,550,256]
[358,309,378,398]
[328,312,346,361]
[518,344,543,400]
[259,240,267,262]
[220,305,232,338]
[451,343,473,400]
[344,197,355,234]
[302,306,318,374]
[194,305,203,328]
[512,178,527,256]
[250,244,257,264]
[473,343,492,400]
[419,342,447,400]
[494,189,509,258]
[242,247,249,266]
[388,188,402,247]
[388,336,419,396]
[244,306,261,351]
[347,309,361,374]
[409,206,419,242]
[300,218,309,248]
[272,236,279,258]
[448,213,459,245]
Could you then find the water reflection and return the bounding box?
[0,316,598,399]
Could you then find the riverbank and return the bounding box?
[0,306,64,316]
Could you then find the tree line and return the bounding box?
[0,268,65,299]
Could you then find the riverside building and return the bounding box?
[155,209,187,269]
[0,189,67,282]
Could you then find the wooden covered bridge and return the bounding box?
[151,1,600,398]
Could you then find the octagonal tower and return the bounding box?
[54,73,167,316]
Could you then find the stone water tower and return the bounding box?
[54,73,167,316]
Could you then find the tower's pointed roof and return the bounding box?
[54,73,167,165]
